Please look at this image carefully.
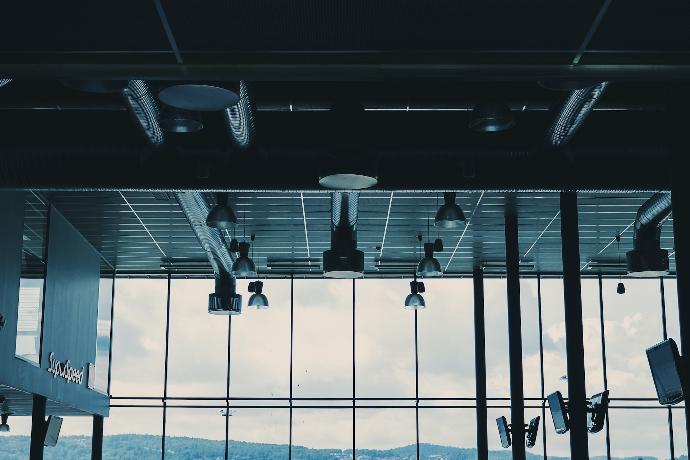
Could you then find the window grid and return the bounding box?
[107,275,682,460]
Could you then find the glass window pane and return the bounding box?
[356,279,415,398]
[487,407,512,458]
[418,279,475,398]
[608,408,670,459]
[167,278,227,397]
[0,413,32,459]
[103,407,162,459]
[419,408,476,452]
[95,276,114,393]
[292,408,352,456]
[110,279,167,397]
[166,408,225,458]
[228,408,289,459]
[540,279,568,399]
[43,416,93,460]
[672,407,686,459]
[524,406,544,458]
[293,279,352,398]
[15,194,49,364]
[231,279,290,398]
[521,278,542,399]
[581,278,605,397]
[602,278,662,398]
[355,408,415,454]
[485,278,509,398]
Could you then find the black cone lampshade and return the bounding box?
[435,192,466,229]
[206,193,237,230]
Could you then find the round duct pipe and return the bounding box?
[626,192,672,277]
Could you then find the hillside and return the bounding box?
[0,435,666,460]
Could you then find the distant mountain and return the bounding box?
[0,435,671,460]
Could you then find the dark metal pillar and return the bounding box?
[559,192,589,460]
[161,274,172,460]
[505,199,525,460]
[474,266,488,460]
[91,415,104,460]
[672,180,690,454]
[30,394,46,460]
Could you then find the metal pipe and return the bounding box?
[505,196,526,460]
[122,80,164,147]
[672,180,690,455]
[91,415,104,460]
[547,82,609,148]
[30,394,46,460]
[175,192,234,275]
[560,192,589,460]
[224,81,256,149]
[474,266,488,460]
[632,192,672,247]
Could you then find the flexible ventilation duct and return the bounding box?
[547,81,609,148]
[175,192,235,274]
[626,192,672,276]
[176,192,241,314]
[0,79,11,88]
[123,80,165,147]
[224,81,256,149]
[323,192,363,278]
[331,191,359,229]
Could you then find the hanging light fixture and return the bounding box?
[417,218,442,278]
[232,231,257,277]
[469,102,515,133]
[616,234,625,295]
[208,270,242,315]
[404,275,426,310]
[232,242,256,277]
[434,192,466,229]
[417,242,442,277]
[0,414,9,432]
[206,193,237,230]
[247,281,269,309]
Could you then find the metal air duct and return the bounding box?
[176,192,241,313]
[627,192,672,277]
[122,80,165,147]
[323,191,364,278]
[224,81,256,149]
[546,81,609,148]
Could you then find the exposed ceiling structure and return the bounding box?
[2,1,685,276]
[35,191,675,276]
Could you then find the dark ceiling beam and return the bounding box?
[0,145,670,191]
[3,59,690,81]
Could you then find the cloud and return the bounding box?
[101,277,679,457]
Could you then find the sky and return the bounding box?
[11,276,683,459]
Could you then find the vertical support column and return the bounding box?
[289,276,294,460]
[91,415,104,460]
[30,394,46,460]
[161,274,172,460]
[559,192,589,460]
[504,199,525,460]
[474,266,488,460]
[352,279,356,460]
[671,180,690,455]
[225,315,232,460]
[660,278,676,460]
[598,275,611,460]
[537,275,547,460]
[414,309,420,460]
